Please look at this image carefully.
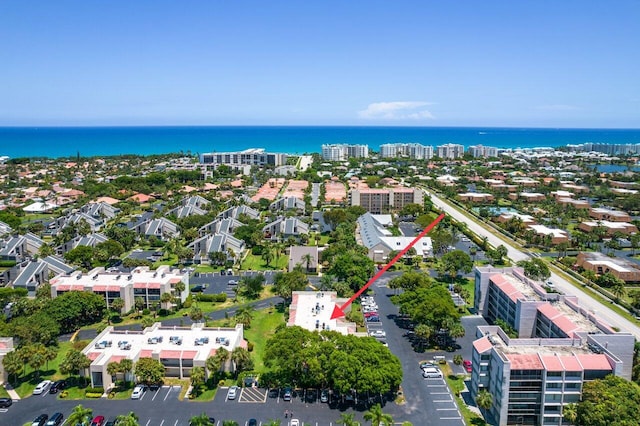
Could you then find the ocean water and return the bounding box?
[1,126,639,159]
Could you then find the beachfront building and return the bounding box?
[576,252,640,283]
[468,145,499,158]
[199,148,287,168]
[356,212,433,262]
[83,322,246,389]
[50,265,189,313]
[379,143,434,160]
[287,291,358,335]
[436,143,465,159]
[321,144,369,161]
[349,188,423,214]
[471,266,635,426]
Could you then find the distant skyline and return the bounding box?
[1,1,639,128]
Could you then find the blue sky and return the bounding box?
[1,1,639,127]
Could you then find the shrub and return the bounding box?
[197,294,216,302]
[86,392,102,398]
[214,293,227,302]
[59,390,69,398]
[453,355,463,365]
[86,386,105,394]
[142,308,151,315]
[247,342,254,352]
[182,295,193,309]
[158,308,171,316]
[251,245,265,255]
[0,260,17,267]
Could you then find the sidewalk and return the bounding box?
[4,384,21,400]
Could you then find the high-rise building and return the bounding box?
[379,143,434,159]
[199,148,287,167]
[437,143,465,159]
[470,266,635,426]
[468,144,499,158]
[321,144,369,161]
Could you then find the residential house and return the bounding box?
[190,233,245,264]
[288,246,319,272]
[588,207,632,222]
[457,193,495,203]
[198,218,244,238]
[578,220,638,236]
[576,252,640,283]
[217,205,260,221]
[270,196,306,213]
[56,233,109,255]
[263,217,309,242]
[0,232,44,261]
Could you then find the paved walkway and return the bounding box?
[4,383,21,400]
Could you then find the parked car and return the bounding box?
[45,413,64,426]
[228,279,238,285]
[290,420,300,426]
[283,387,292,401]
[0,397,12,408]
[248,419,257,426]
[90,416,106,426]
[369,330,386,338]
[220,270,226,275]
[363,311,378,317]
[366,316,380,322]
[32,414,48,426]
[104,419,117,426]
[32,380,52,395]
[49,379,66,394]
[131,385,145,400]
[422,367,443,379]
[420,362,436,369]
[320,389,329,403]
[191,285,205,293]
[463,360,472,373]
[227,386,238,400]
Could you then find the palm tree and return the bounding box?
[111,297,125,314]
[115,411,139,426]
[337,413,360,426]
[188,413,214,426]
[302,253,314,272]
[2,350,23,384]
[262,247,274,267]
[29,343,47,378]
[231,347,253,375]
[414,324,432,350]
[43,346,57,371]
[206,347,230,376]
[190,366,206,396]
[562,402,578,424]
[363,403,393,426]
[107,361,121,382]
[235,306,255,328]
[611,280,627,302]
[120,358,133,384]
[67,404,93,426]
[160,292,173,309]
[476,389,493,411]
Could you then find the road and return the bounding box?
[310,182,321,207]
[426,190,640,340]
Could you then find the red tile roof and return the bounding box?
[139,349,154,358]
[181,351,198,360]
[559,355,583,372]
[490,274,524,303]
[87,352,101,361]
[159,350,182,359]
[577,354,612,371]
[109,355,127,363]
[540,355,564,371]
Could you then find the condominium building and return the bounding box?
[50,266,189,313]
[379,143,434,160]
[349,188,423,214]
[287,291,358,335]
[576,252,640,283]
[199,149,287,167]
[83,322,245,389]
[471,266,635,426]
[321,144,369,161]
[436,143,465,159]
[468,144,499,158]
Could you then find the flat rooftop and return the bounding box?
[288,291,356,335]
[85,323,245,366]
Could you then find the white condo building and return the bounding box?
[379,143,434,160]
[468,144,499,158]
[437,143,465,159]
[321,144,369,161]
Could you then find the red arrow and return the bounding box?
[330,213,445,320]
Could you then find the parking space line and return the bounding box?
[173,420,179,426]
[159,420,165,426]
[430,392,450,394]
[434,399,453,402]
[437,408,458,411]
[144,420,151,426]
[163,386,173,401]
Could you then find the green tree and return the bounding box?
[189,306,205,323]
[235,306,255,328]
[610,279,627,302]
[440,250,473,281]
[2,350,23,384]
[576,375,640,426]
[476,389,493,411]
[517,258,550,281]
[337,413,361,426]
[120,358,133,383]
[231,346,254,375]
[222,421,239,426]
[562,403,578,424]
[190,366,206,395]
[363,404,393,426]
[67,404,93,426]
[107,361,121,381]
[134,357,165,385]
[261,246,274,267]
[63,245,96,269]
[28,343,47,378]
[115,411,140,426]
[59,349,91,376]
[273,270,308,300]
[188,413,214,426]
[239,274,266,299]
[110,297,125,314]
[301,253,315,272]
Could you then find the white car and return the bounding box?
[290,420,300,426]
[227,386,238,400]
[369,330,386,338]
[131,385,145,399]
[422,368,443,379]
[32,380,52,395]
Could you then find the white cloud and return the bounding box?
[535,104,580,111]
[358,101,435,120]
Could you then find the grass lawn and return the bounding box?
[207,305,285,372]
[191,381,218,401]
[0,386,10,398]
[442,364,487,426]
[194,265,224,273]
[309,233,330,246]
[241,253,287,271]
[12,340,78,398]
[22,213,55,224]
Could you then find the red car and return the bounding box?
[91,416,105,426]
[463,360,472,373]
[363,311,378,317]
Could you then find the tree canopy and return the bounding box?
[576,375,640,426]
